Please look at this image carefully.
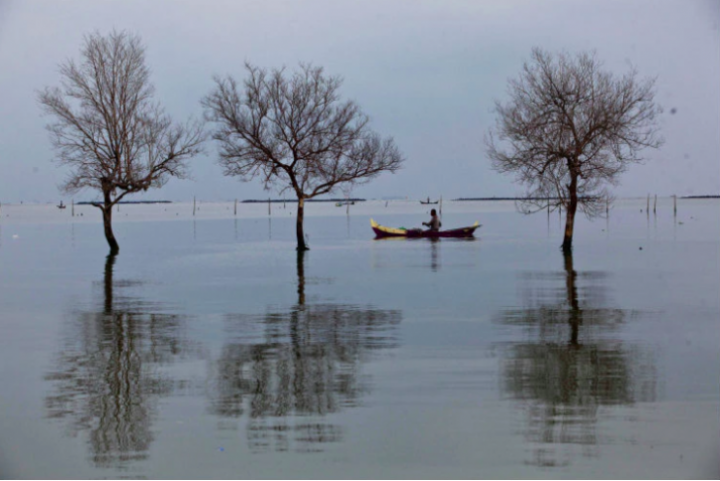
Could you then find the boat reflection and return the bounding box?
[208,251,402,453]
[373,236,476,272]
[44,255,199,469]
[495,252,657,468]
[430,238,439,271]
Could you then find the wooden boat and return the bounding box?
[419,197,438,205]
[371,218,480,238]
[57,201,66,209]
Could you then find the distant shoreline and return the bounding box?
[5,195,719,206]
[453,197,556,201]
[456,195,720,201]
[242,198,366,203]
[75,200,172,205]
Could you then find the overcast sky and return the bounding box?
[0,0,718,203]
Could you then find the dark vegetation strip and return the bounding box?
[242,198,366,203]
[75,200,172,205]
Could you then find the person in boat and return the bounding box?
[422,208,442,232]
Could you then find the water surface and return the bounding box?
[0,199,718,478]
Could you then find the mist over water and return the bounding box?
[0,199,718,478]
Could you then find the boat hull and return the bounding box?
[370,219,480,238]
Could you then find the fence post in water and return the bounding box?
[558,202,562,227]
[193,196,196,216]
[605,196,610,233]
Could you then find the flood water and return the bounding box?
[0,198,718,479]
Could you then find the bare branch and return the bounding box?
[203,63,404,199]
[203,63,404,250]
[39,30,206,202]
[38,30,206,253]
[486,48,662,250]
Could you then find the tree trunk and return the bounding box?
[561,171,578,254]
[104,253,116,313]
[296,196,308,251]
[296,250,306,306]
[102,192,120,255]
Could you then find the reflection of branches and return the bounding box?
[209,252,401,452]
[496,252,657,468]
[44,255,196,469]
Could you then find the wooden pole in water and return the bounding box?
[268,198,271,216]
[558,202,562,227]
[193,196,196,216]
[234,199,237,216]
[71,199,74,217]
[654,194,657,214]
[674,195,677,217]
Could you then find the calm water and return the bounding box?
[0,199,718,479]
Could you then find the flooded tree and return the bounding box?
[38,31,205,255]
[486,48,663,252]
[203,64,404,251]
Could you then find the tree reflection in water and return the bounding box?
[44,254,197,469]
[496,252,657,468]
[209,251,402,453]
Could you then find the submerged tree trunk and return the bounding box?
[296,196,308,251]
[104,253,116,313]
[562,171,579,254]
[102,191,120,255]
[296,250,306,306]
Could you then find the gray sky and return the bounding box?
[1,0,718,203]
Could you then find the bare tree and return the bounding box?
[486,48,663,252]
[203,63,404,251]
[38,31,205,255]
